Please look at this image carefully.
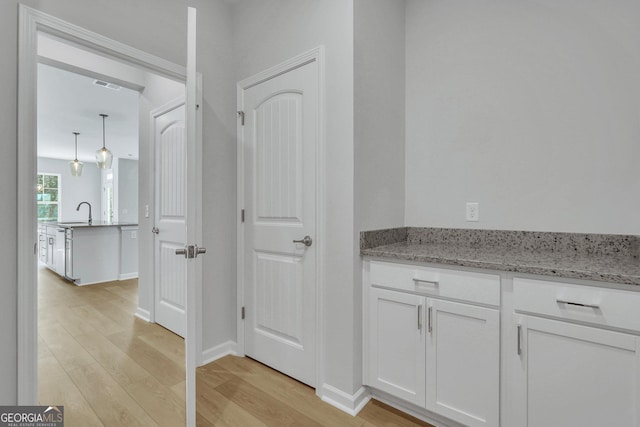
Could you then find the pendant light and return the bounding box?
[95,113,113,169]
[68,132,83,177]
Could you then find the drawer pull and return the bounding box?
[417,306,422,331]
[428,306,433,333]
[556,299,600,310]
[413,278,439,287]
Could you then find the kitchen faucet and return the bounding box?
[76,201,92,225]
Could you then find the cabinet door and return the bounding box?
[38,234,47,263]
[46,234,55,268]
[368,287,426,406]
[426,299,500,427]
[513,315,640,427]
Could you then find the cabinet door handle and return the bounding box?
[428,306,433,333]
[517,324,522,355]
[417,306,422,331]
[556,299,600,310]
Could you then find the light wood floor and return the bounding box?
[38,267,432,426]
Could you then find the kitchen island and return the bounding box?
[38,221,138,285]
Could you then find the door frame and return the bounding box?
[236,46,326,390]
[17,4,202,405]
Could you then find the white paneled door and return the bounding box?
[242,58,319,387]
[153,100,187,338]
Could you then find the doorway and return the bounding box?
[34,25,187,416]
[18,7,201,423]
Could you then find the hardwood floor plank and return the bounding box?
[137,328,185,366]
[39,322,97,373]
[125,375,186,427]
[197,378,267,427]
[215,376,323,427]
[71,304,125,336]
[75,332,151,387]
[214,356,364,427]
[107,331,185,387]
[358,399,434,427]
[38,355,105,427]
[67,362,159,427]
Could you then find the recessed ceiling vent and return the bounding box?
[94,80,121,91]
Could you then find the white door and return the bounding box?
[368,287,426,406]
[153,99,187,337]
[513,315,640,427]
[426,299,500,427]
[241,58,319,386]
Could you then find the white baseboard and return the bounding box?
[134,307,151,322]
[200,340,238,366]
[318,383,371,416]
[119,272,138,280]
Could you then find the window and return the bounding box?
[37,173,60,221]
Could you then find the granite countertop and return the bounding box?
[360,227,640,286]
[40,221,138,228]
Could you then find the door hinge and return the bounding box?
[241,306,245,320]
[241,209,245,223]
[237,110,245,126]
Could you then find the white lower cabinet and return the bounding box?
[365,261,501,427]
[426,299,500,427]
[368,287,426,406]
[511,277,640,427]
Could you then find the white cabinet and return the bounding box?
[38,225,47,264]
[41,225,65,274]
[368,286,426,406]
[426,299,500,427]
[365,261,501,427]
[511,278,640,427]
[512,315,640,427]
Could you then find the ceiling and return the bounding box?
[37,63,139,163]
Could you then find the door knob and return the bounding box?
[152,227,159,234]
[176,245,207,258]
[293,235,313,247]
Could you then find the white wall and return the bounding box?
[37,157,102,222]
[353,0,406,399]
[1,0,188,403]
[232,0,357,396]
[405,0,640,234]
[117,158,138,223]
[189,0,237,358]
[355,0,406,232]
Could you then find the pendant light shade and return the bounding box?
[68,132,84,177]
[95,113,113,169]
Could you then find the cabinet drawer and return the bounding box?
[514,278,640,332]
[368,261,500,306]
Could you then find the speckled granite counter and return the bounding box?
[360,227,640,286]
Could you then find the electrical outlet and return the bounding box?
[466,202,479,222]
[145,205,149,218]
